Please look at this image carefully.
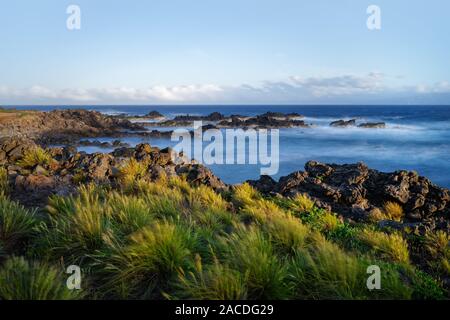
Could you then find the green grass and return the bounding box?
[357,228,410,264]
[16,147,53,168]
[0,167,8,195]
[0,256,81,300]
[223,227,292,299]
[0,195,38,253]
[0,175,446,300]
[171,255,248,300]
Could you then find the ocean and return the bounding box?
[11,105,450,188]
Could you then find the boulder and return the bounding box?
[145,111,165,119]
[330,119,356,127]
[358,122,386,128]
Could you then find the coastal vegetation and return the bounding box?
[0,109,448,300]
[0,164,447,300]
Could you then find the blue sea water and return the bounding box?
[11,105,450,188]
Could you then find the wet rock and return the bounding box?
[330,119,356,127]
[358,122,386,128]
[145,111,165,119]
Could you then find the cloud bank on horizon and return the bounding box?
[1,72,450,105]
[1,0,449,105]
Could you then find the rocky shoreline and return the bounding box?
[1,109,449,294]
[0,108,447,231]
[0,109,390,148]
[0,136,448,235]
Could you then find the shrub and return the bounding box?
[289,193,315,213]
[143,193,185,220]
[104,221,198,298]
[0,256,82,300]
[289,233,366,299]
[317,211,342,233]
[16,147,52,168]
[425,231,450,276]
[0,167,8,195]
[225,227,292,299]
[118,158,148,188]
[409,268,446,299]
[188,184,228,212]
[231,183,261,208]
[382,202,404,221]
[239,198,285,224]
[108,193,154,235]
[264,215,309,254]
[34,184,112,263]
[358,229,409,263]
[0,196,38,252]
[191,208,236,235]
[172,255,248,300]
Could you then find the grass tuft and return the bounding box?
[382,202,404,221]
[16,147,52,168]
[0,256,82,300]
[0,195,38,253]
[358,229,410,263]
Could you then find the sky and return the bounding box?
[0,0,449,105]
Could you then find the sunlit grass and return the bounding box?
[0,171,445,300]
[0,167,8,195]
[0,195,38,253]
[382,202,404,221]
[358,228,410,264]
[16,146,53,168]
[0,256,82,300]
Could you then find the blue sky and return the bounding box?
[0,0,449,104]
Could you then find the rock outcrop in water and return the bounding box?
[330,119,357,127]
[358,122,386,128]
[150,111,309,129]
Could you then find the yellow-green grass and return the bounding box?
[0,175,445,299]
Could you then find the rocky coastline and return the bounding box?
[0,135,448,235]
[0,108,449,297]
[0,109,447,230]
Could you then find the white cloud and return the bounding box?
[416,81,450,94]
[0,73,449,104]
[0,84,224,103]
[289,72,385,97]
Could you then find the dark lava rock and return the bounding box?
[358,122,386,129]
[145,111,165,119]
[248,160,450,232]
[330,119,356,127]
